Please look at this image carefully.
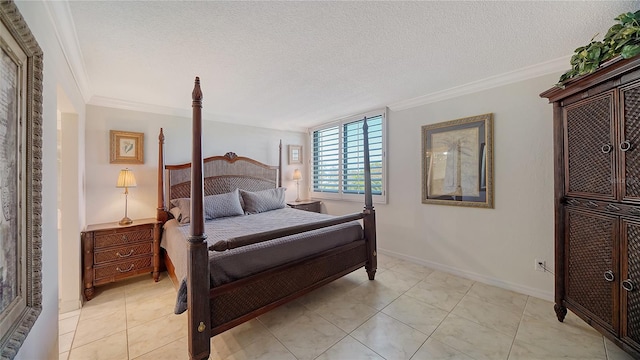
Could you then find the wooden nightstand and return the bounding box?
[287,200,322,213]
[81,218,159,300]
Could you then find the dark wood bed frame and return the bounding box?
[156,77,377,359]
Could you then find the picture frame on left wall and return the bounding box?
[110,130,144,164]
[0,2,44,358]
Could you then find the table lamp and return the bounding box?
[293,169,302,202]
[116,168,137,225]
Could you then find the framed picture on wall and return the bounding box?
[0,2,44,357]
[288,145,302,165]
[110,130,144,164]
[421,113,494,208]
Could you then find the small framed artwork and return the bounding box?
[289,145,302,165]
[110,130,144,164]
[421,113,493,208]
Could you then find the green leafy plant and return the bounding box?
[558,10,640,85]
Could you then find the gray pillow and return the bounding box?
[240,188,286,214]
[204,189,244,219]
[169,198,190,225]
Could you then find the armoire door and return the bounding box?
[564,91,617,201]
[565,207,619,334]
[620,81,640,203]
[622,219,640,348]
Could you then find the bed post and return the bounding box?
[154,128,166,282]
[187,77,211,360]
[279,139,283,187]
[362,117,377,280]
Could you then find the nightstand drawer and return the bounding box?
[287,200,321,213]
[94,228,153,249]
[94,242,153,265]
[94,256,152,282]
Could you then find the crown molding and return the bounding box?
[88,96,192,118]
[43,0,92,102]
[388,56,570,111]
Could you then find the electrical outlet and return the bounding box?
[535,259,546,272]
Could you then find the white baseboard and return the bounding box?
[378,248,554,302]
[58,298,82,314]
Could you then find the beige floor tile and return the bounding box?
[258,300,313,333]
[271,312,346,360]
[315,294,378,332]
[59,315,80,335]
[375,269,422,292]
[127,312,188,359]
[508,338,605,360]
[466,282,527,314]
[523,297,600,337]
[225,335,296,360]
[377,253,403,269]
[68,330,128,360]
[125,274,175,303]
[605,338,637,360]
[404,281,466,312]
[352,312,428,360]
[59,332,74,354]
[59,351,69,360]
[451,295,522,337]
[382,295,448,336]
[297,283,348,311]
[73,306,127,349]
[512,314,605,359]
[342,268,373,285]
[125,290,175,328]
[423,271,474,294]
[432,314,513,360]
[388,260,433,278]
[79,290,126,323]
[59,309,81,321]
[211,319,274,359]
[132,336,222,360]
[343,280,404,310]
[411,338,474,360]
[316,335,384,360]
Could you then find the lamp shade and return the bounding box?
[116,168,137,188]
[292,169,302,181]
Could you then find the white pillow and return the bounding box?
[169,198,190,224]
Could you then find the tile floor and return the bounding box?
[59,254,636,360]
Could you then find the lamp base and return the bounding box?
[119,217,133,226]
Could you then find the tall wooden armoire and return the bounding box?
[541,56,640,358]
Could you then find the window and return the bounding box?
[310,109,386,203]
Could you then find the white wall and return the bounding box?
[323,73,558,300]
[15,1,86,359]
[85,105,307,225]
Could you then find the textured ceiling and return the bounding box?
[63,1,639,131]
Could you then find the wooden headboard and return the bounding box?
[156,129,282,222]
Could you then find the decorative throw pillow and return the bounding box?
[204,189,244,219]
[169,206,182,222]
[240,188,286,214]
[169,198,190,224]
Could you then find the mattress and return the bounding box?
[161,207,364,313]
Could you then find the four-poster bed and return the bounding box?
[156,77,378,359]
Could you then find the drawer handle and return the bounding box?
[586,201,599,208]
[116,249,134,258]
[606,204,621,212]
[620,140,632,152]
[567,199,580,206]
[116,264,134,273]
[601,144,612,154]
[604,270,615,282]
[622,279,635,292]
